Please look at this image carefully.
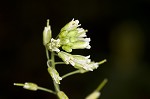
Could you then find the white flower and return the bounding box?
[47,67,62,84]
[58,51,74,64]
[58,51,99,71]
[72,55,98,71]
[48,38,60,52]
[83,62,99,71]
[76,28,87,37]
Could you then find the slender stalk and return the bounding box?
[51,51,60,92]
[51,52,55,68]
[14,83,24,86]
[62,70,81,79]
[45,47,50,60]
[55,62,65,65]
[95,78,108,92]
[38,86,56,94]
[45,47,60,94]
[98,59,107,65]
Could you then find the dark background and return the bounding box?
[0,0,150,99]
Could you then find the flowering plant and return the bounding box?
[14,19,107,99]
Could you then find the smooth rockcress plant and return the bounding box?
[14,19,107,99]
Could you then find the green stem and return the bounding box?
[95,78,108,92]
[98,59,107,65]
[62,70,81,79]
[14,83,24,86]
[38,86,56,94]
[45,47,60,94]
[51,51,60,92]
[55,62,65,65]
[45,48,50,60]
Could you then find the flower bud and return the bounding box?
[57,91,69,99]
[43,19,51,45]
[47,67,62,84]
[66,30,78,37]
[85,91,101,99]
[23,82,38,91]
[60,38,70,45]
[61,19,80,32]
[58,51,72,64]
[71,41,91,49]
[59,30,68,38]
[62,45,72,52]
[76,28,88,37]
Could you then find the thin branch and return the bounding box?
[62,70,81,79]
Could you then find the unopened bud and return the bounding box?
[86,91,101,99]
[23,82,38,91]
[47,67,62,84]
[57,91,69,99]
[62,45,72,52]
[61,19,80,32]
[43,19,52,45]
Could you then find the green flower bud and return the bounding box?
[62,45,72,52]
[61,19,80,32]
[66,30,78,37]
[48,67,62,84]
[59,30,68,38]
[71,41,91,49]
[43,19,52,45]
[85,91,101,99]
[58,51,72,64]
[23,82,38,91]
[57,91,69,99]
[60,38,70,45]
[69,37,78,43]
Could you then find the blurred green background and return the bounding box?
[0,0,150,99]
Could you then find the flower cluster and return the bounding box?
[43,19,104,85]
[58,19,91,52]
[14,19,107,99]
[43,19,105,84]
[46,19,91,53]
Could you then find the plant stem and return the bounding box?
[50,51,60,93]
[45,48,60,94]
[95,78,108,92]
[45,47,50,60]
[14,83,24,86]
[98,59,107,65]
[55,62,65,65]
[62,70,81,79]
[38,86,56,94]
